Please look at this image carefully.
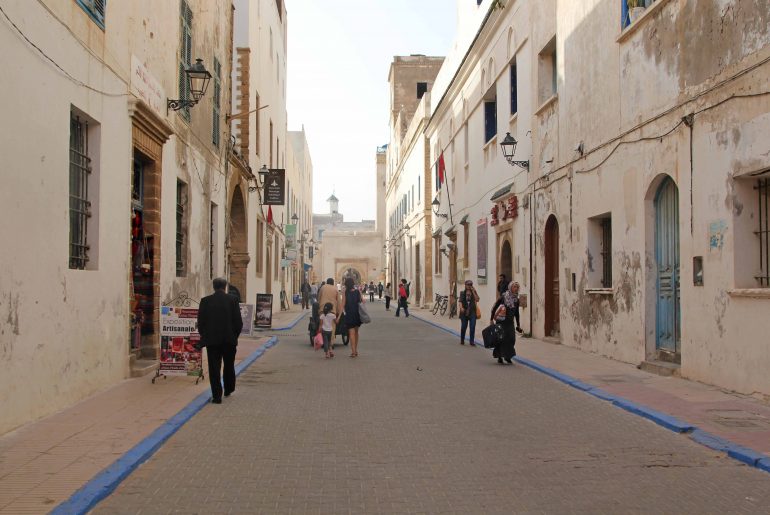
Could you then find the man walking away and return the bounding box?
[395,278,410,318]
[497,274,508,299]
[383,283,392,311]
[301,280,311,309]
[368,281,376,302]
[378,281,383,299]
[197,278,243,404]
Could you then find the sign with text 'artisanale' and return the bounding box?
[263,169,286,205]
[159,306,202,377]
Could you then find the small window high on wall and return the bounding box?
[483,86,497,143]
[417,82,428,99]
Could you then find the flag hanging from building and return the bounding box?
[267,205,273,224]
[438,152,446,186]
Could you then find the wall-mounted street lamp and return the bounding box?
[439,246,450,257]
[291,213,299,224]
[431,197,448,219]
[167,59,212,112]
[500,132,529,170]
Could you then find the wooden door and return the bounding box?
[544,216,560,337]
[655,177,680,356]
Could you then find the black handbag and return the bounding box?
[482,324,504,349]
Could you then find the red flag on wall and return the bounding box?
[438,152,446,186]
[267,205,273,224]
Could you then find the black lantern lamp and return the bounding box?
[168,58,212,112]
[257,165,269,186]
[431,198,448,219]
[500,132,529,169]
[291,213,299,224]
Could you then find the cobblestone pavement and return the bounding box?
[95,302,770,514]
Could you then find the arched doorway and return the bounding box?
[500,239,513,282]
[654,177,680,360]
[340,267,362,285]
[228,186,249,295]
[544,215,560,337]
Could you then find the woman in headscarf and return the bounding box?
[489,281,523,364]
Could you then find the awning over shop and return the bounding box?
[490,182,514,202]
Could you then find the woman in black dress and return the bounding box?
[490,281,523,364]
[340,277,363,357]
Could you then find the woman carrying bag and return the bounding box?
[339,277,364,357]
[458,280,480,346]
[489,281,523,364]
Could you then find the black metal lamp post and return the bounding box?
[431,198,448,219]
[167,59,212,112]
[500,132,529,169]
[291,213,299,225]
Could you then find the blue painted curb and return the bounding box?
[410,312,485,346]
[51,336,280,515]
[411,313,770,475]
[258,311,308,332]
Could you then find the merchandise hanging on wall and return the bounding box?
[239,303,255,336]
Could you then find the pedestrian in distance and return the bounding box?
[368,281,376,302]
[197,278,244,403]
[497,274,508,299]
[383,283,392,311]
[301,280,311,309]
[378,281,383,299]
[319,302,336,359]
[490,281,523,364]
[459,280,480,346]
[395,278,410,318]
[340,277,363,357]
[310,282,318,304]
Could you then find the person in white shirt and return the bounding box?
[319,302,337,358]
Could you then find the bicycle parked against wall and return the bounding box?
[431,293,449,316]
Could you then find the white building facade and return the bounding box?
[422,0,770,395]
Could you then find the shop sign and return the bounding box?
[159,306,202,377]
[130,55,165,115]
[255,294,273,328]
[477,218,488,277]
[239,303,255,336]
[285,224,297,250]
[263,169,286,205]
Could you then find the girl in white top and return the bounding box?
[319,302,337,358]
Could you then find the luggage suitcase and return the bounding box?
[482,324,504,349]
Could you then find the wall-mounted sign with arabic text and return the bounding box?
[263,169,286,205]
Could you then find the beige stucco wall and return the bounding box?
[0,0,234,434]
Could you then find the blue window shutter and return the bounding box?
[76,0,106,29]
[484,100,497,143]
[510,64,518,115]
[621,0,629,28]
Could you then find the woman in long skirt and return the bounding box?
[490,281,523,364]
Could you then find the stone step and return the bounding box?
[130,359,158,378]
[639,360,681,377]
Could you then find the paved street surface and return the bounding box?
[95,302,770,514]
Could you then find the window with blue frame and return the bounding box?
[484,98,497,143]
[622,0,657,29]
[510,63,518,115]
[76,0,106,30]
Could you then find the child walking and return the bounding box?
[320,302,336,358]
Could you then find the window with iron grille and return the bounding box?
[76,0,106,30]
[69,112,92,269]
[601,218,612,288]
[176,180,187,276]
[178,1,193,121]
[212,58,221,147]
[756,178,769,287]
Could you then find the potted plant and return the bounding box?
[627,0,645,23]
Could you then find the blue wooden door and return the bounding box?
[655,178,680,354]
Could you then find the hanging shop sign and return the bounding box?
[285,224,297,250]
[159,306,202,377]
[239,303,255,337]
[255,294,274,328]
[477,218,488,278]
[263,169,286,205]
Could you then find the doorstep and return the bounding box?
[639,360,681,377]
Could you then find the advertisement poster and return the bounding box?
[240,303,255,336]
[159,306,202,377]
[263,169,286,205]
[255,294,274,328]
[477,218,488,277]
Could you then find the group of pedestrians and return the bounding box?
[459,273,522,365]
[310,277,367,359]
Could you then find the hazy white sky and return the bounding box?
[286,0,457,222]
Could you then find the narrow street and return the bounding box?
[94,302,770,514]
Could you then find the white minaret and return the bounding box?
[327,193,339,215]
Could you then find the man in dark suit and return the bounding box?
[197,278,243,403]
